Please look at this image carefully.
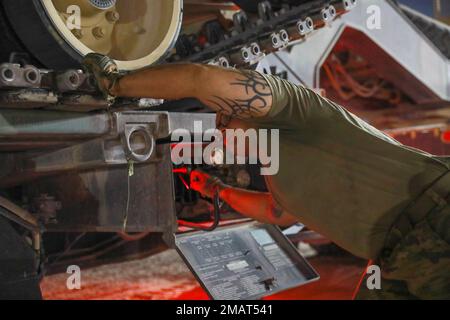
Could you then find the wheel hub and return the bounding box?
[88,0,116,10]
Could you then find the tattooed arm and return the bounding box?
[190,170,298,226]
[196,66,273,118]
[111,64,273,118]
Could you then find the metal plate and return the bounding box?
[175,221,319,300]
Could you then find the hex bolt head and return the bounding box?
[72,28,83,39]
[106,11,120,23]
[92,27,106,39]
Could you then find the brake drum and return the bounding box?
[1,0,183,70]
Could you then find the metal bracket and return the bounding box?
[114,111,169,163]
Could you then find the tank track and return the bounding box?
[170,0,357,67]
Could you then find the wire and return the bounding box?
[323,63,355,101]
[323,54,402,105]
[351,259,373,300]
[48,232,87,266]
[177,190,221,232]
[122,160,133,231]
[117,231,150,241]
[178,175,191,190]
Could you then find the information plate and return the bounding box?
[175,222,319,300]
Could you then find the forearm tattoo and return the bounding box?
[207,70,272,119]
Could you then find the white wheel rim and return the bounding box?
[40,0,183,70]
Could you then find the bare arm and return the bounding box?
[190,170,297,227]
[112,64,273,119]
[219,186,298,227]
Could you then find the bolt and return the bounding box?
[251,43,261,56]
[271,34,279,46]
[242,49,249,60]
[72,29,83,39]
[329,6,336,18]
[279,29,289,42]
[92,27,106,39]
[218,57,230,68]
[106,11,120,23]
[306,17,314,30]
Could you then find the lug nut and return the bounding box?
[72,29,83,39]
[92,27,106,39]
[106,11,120,23]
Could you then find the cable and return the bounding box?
[48,232,87,266]
[117,231,150,241]
[351,259,373,300]
[122,160,133,231]
[177,190,221,232]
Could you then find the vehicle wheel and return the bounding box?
[0,0,183,71]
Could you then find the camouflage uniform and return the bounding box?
[357,201,450,299]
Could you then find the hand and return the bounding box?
[190,170,226,199]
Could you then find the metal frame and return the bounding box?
[260,0,450,102]
[0,109,216,233]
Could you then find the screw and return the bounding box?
[92,27,106,39]
[72,29,83,39]
[106,11,120,23]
